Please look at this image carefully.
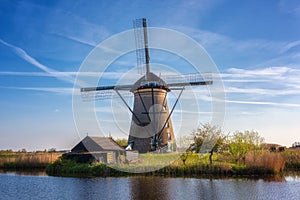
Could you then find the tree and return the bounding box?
[115,138,128,147]
[177,135,194,165]
[177,135,193,152]
[190,123,225,165]
[228,130,264,163]
[48,148,56,153]
[292,142,300,148]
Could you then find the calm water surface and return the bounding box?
[0,172,300,200]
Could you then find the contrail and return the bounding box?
[0,38,77,85]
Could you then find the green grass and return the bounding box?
[46,158,128,177]
[3,149,300,177]
[47,152,292,178]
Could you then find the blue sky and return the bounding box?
[0,0,300,150]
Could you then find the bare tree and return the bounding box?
[177,135,193,165]
[190,123,225,165]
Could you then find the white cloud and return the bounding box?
[0,71,76,77]
[48,8,111,48]
[220,66,300,95]
[0,38,75,84]
[227,66,292,76]
[175,27,284,54]
[0,71,108,78]
[0,86,74,95]
[54,33,96,47]
[225,99,300,108]
[225,86,300,96]
[172,26,300,70]
[280,40,300,54]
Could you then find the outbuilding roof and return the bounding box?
[71,136,125,153]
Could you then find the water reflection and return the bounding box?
[1,170,299,182]
[129,177,173,199]
[0,170,47,176]
[70,178,131,199]
[284,171,300,182]
[128,177,300,200]
[1,172,300,200]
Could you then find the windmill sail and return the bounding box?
[133,19,146,75]
[81,89,132,101]
[133,18,150,79]
[162,73,213,87]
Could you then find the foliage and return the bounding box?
[227,130,264,163]
[282,150,300,169]
[46,152,288,178]
[176,135,193,151]
[292,142,300,148]
[2,128,298,178]
[46,157,128,177]
[176,135,193,165]
[115,138,128,147]
[179,152,189,165]
[190,123,224,153]
[189,123,225,165]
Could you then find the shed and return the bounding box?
[263,143,286,152]
[64,136,125,164]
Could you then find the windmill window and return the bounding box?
[167,133,171,140]
[162,105,166,111]
[165,122,169,128]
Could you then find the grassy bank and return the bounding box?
[0,150,61,170]
[46,150,300,178]
[2,149,299,177]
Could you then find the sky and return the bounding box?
[0,0,300,150]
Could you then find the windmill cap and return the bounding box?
[130,72,167,92]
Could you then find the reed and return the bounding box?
[283,150,300,170]
[42,151,300,177]
[0,152,61,169]
[47,153,274,177]
[243,151,285,174]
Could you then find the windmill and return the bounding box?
[80,18,212,153]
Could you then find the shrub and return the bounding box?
[245,151,285,173]
[283,150,300,170]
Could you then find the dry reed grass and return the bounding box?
[0,152,61,168]
[245,151,285,173]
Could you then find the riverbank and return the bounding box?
[46,151,300,178]
[2,150,299,178]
